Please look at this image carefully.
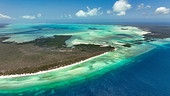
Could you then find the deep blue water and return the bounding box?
[10,44,169,96]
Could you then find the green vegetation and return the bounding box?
[0,36,114,75]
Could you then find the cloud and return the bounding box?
[146,5,151,9]
[155,7,170,15]
[76,10,86,17]
[60,14,72,19]
[117,11,126,16]
[0,13,13,19]
[22,13,42,19]
[137,3,151,10]
[113,0,131,16]
[76,6,103,17]
[106,10,112,14]
[22,15,36,19]
[141,12,148,16]
[37,13,42,17]
[68,14,72,18]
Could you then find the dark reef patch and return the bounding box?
[88,28,99,30]
[136,25,170,39]
[0,24,8,28]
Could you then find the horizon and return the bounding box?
[1,0,170,23]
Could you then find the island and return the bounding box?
[0,35,114,75]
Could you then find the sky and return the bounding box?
[0,0,170,23]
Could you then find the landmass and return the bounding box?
[0,35,114,75]
[122,24,170,39]
[0,24,8,28]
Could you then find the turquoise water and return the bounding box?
[0,24,169,95]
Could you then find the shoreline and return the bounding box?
[0,52,109,78]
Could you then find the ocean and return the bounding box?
[50,44,170,96]
[0,23,169,96]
